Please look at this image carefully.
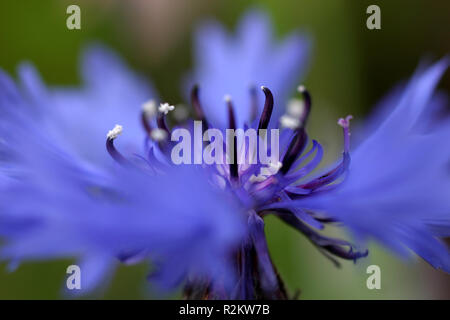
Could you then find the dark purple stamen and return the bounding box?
[157,113,170,135]
[300,152,350,190]
[297,86,311,126]
[227,97,239,179]
[141,112,152,136]
[257,86,274,132]
[280,129,307,174]
[297,116,353,190]
[191,85,209,128]
[249,85,258,122]
[271,209,368,265]
[106,138,128,165]
[279,86,313,175]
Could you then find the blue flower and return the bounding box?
[0,7,449,301]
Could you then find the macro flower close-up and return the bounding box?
[0,1,449,305]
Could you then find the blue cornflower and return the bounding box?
[0,8,449,300]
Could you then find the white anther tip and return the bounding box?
[107,124,123,140]
[287,99,305,118]
[158,102,175,115]
[142,100,157,117]
[260,86,267,90]
[297,85,306,92]
[224,94,232,103]
[150,128,168,142]
[280,115,300,130]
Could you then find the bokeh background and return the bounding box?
[0,0,449,299]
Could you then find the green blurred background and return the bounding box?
[0,0,449,299]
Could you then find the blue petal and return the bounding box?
[48,44,156,166]
[185,9,311,129]
[291,59,450,271]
